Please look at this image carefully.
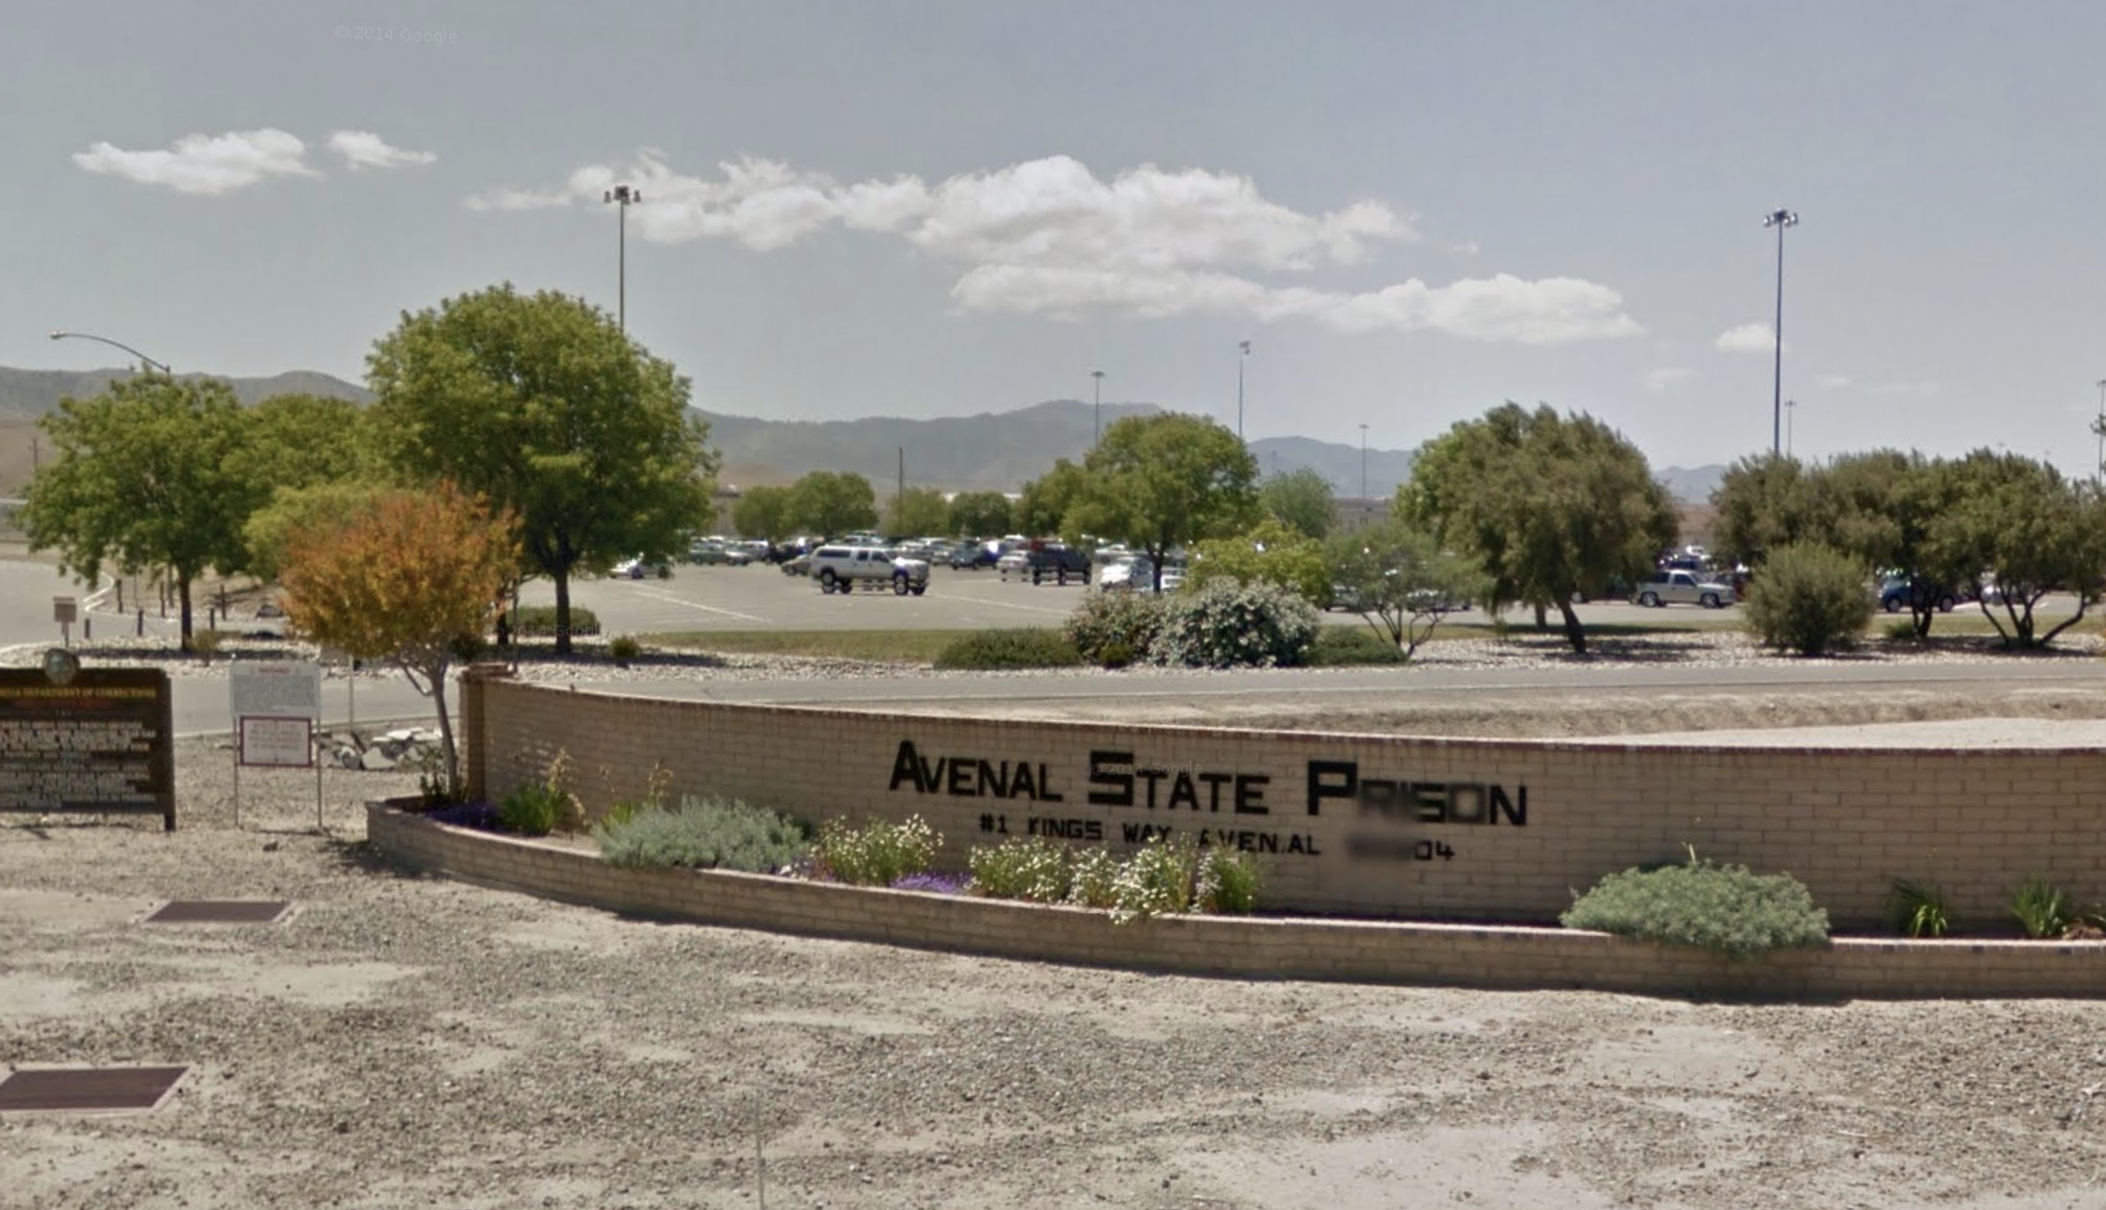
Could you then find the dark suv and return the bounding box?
[1025,543,1093,585]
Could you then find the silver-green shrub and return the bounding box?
[1560,855,1830,960]
[1741,542,1875,656]
[1064,590,1168,665]
[1150,578,1320,668]
[592,795,811,872]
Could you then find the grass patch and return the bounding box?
[934,628,1084,670]
[644,628,979,663]
[1309,625,1410,665]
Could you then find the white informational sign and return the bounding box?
[229,659,321,770]
[240,716,315,768]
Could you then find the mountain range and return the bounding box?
[0,365,1728,502]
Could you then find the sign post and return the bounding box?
[228,658,323,830]
[52,596,76,648]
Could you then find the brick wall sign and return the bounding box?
[463,678,2106,929]
[0,665,175,830]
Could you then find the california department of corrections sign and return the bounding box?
[0,665,175,830]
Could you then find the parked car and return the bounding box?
[1631,568,1735,608]
[995,549,1032,580]
[1876,575,1961,613]
[808,544,930,595]
[612,556,672,580]
[1026,543,1093,585]
[949,542,999,570]
[688,541,752,566]
[1097,555,1158,592]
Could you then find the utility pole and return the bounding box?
[1091,369,1105,445]
[2093,378,2106,485]
[1237,340,1251,441]
[1359,423,1369,501]
[1785,400,1796,458]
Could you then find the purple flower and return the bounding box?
[890,872,972,895]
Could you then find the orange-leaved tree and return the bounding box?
[279,482,519,796]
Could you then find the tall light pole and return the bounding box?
[1358,423,1369,501]
[1784,399,1797,458]
[604,184,642,331]
[1091,369,1105,445]
[1237,339,1251,441]
[1762,208,1798,458]
[48,330,170,375]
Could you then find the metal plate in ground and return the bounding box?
[145,900,292,924]
[0,1066,189,1113]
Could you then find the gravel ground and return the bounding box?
[6,636,2106,1209]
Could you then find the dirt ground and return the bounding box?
[5,689,2106,1210]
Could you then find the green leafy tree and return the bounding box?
[1708,455,1821,569]
[1068,414,1260,591]
[280,482,518,795]
[1924,451,2106,648]
[731,484,794,541]
[21,374,260,651]
[1403,403,1675,654]
[1325,515,1490,657]
[232,392,380,492]
[1814,450,1961,639]
[885,485,951,537]
[1260,467,1339,540]
[785,470,879,537]
[946,490,1013,539]
[365,284,719,654]
[1187,518,1332,604]
[1014,458,1089,538]
[243,480,392,585]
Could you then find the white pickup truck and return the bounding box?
[808,545,930,596]
[1632,569,1736,609]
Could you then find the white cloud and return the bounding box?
[466,152,1645,344]
[1644,367,1695,394]
[1714,322,1779,353]
[1449,240,1481,256]
[1816,374,1852,390]
[72,128,316,195]
[328,130,436,171]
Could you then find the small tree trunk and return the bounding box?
[553,570,574,656]
[1556,598,1588,655]
[426,658,460,796]
[177,575,195,653]
[1533,602,1549,629]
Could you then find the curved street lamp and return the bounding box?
[49,330,170,375]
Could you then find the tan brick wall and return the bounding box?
[466,677,2106,931]
[368,803,2106,1000]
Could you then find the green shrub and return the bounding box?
[1099,641,1135,669]
[1879,617,1922,642]
[968,836,1077,902]
[607,633,643,663]
[1560,855,1830,960]
[814,815,940,887]
[497,780,571,837]
[1064,590,1168,664]
[1067,847,1121,908]
[2010,873,2073,938]
[1741,543,1875,656]
[1888,878,1951,938]
[512,605,601,638]
[449,631,488,663]
[1195,845,1263,914]
[594,795,811,872]
[1151,578,1321,669]
[1110,834,1202,923]
[189,629,224,660]
[1309,625,1409,666]
[933,628,1084,670]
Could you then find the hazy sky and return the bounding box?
[11,0,2106,473]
